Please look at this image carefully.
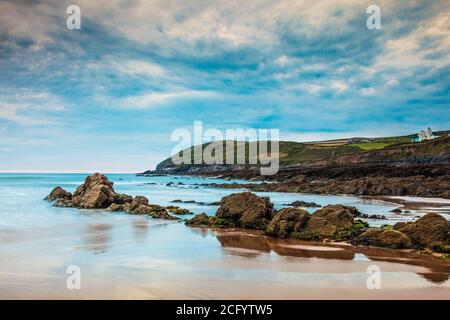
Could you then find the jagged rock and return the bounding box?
[352,228,412,249]
[186,213,212,226]
[393,213,449,247]
[215,192,275,230]
[71,173,116,209]
[129,196,149,211]
[284,200,321,208]
[266,208,310,238]
[45,186,72,201]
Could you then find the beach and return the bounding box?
[0,173,449,299]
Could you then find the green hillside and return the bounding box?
[154,130,450,172]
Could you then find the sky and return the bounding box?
[0,0,449,172]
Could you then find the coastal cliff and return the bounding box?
[145,134,450,198]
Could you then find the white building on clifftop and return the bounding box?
[412,127,438,142]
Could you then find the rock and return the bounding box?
[284,200,321,208]
[186,213,212,226]
[113,193,133,204]
[53,198,73,207]
[106,203,126,212]
[129,196,149,211]
[166,206,192,215]
[393,213,449,247]
[390,208,403,214]
[312,205,354,228]
[359,213,387,220]
[352,228,412,249]
[45,186,72,201]
[266,208,310,238]
[300,216,338,238]
[71,173,116,209]
[215,192,275,230]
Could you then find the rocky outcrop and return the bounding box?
[266,208,310,238]
[200,162,450,198]
[187,194,369,241]
[45,186,72,202]
[45,173,180,220]
[394,213,449,247]
[352,228,412,249]
[71,173,116,209]
[215,192,275,230]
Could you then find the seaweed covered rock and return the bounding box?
[393,213,449,247]
[352,228,412,249]
[166,206,192,215]
[290,206,368,241]
[215,192,275,230]
[312,205,355,228]
[71,173,116,209]
[113,193,133,205]
[186,213,212,226]
[266,208,310,238]
[45,186,72,202]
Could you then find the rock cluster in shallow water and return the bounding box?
[45,173,184,220]
[186,191,450,253]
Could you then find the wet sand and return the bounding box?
[1,221,449,300]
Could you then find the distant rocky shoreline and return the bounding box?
[143,136,450,199]
[164,163,449,199]
[46,173,450,256]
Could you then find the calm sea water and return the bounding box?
[0,173,449,299]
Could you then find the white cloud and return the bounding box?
[0,90,65,125]
[118,90,217,108]
[109,59,168,78]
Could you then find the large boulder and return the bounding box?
[266,208,310,238]
[301,216,338,238]
[71,173,116,209]
[393,213,449,247]
[45,186,72,201]
[215,192,275,230]
[352,228,412,249]
[312,205,356,228]
[292,205,367,240]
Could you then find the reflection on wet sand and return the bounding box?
[356,246,450,283]
[132,218,149,241]
[214,230,450,284]
[83,223,112,254]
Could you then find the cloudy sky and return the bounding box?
[0,0,449,172]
